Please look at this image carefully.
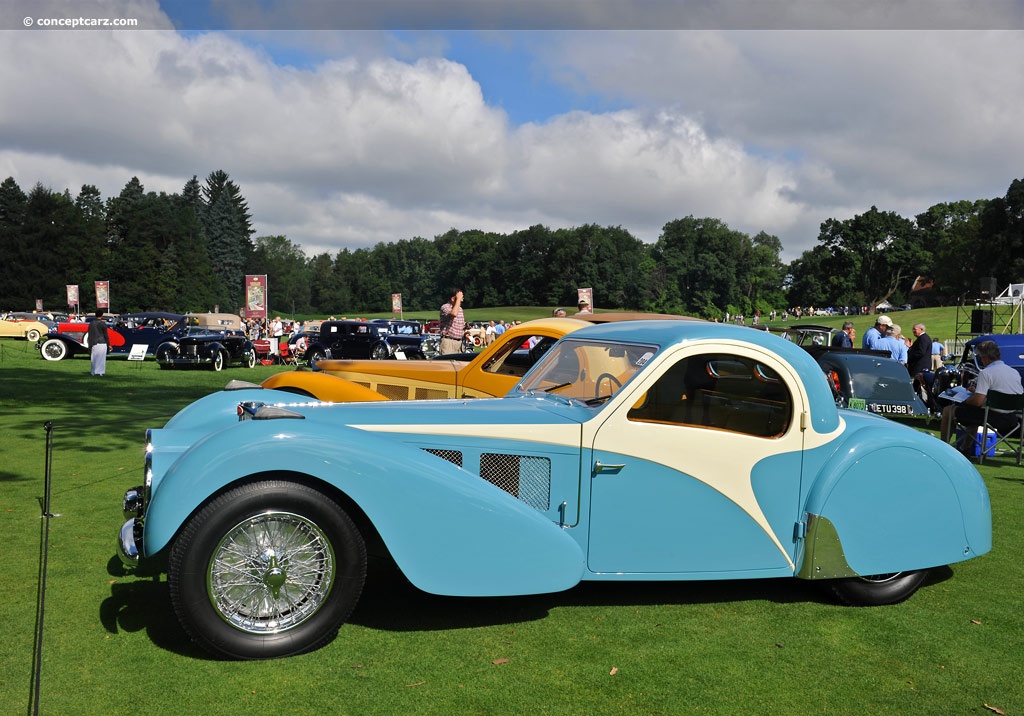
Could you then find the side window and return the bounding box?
[628,353,792,438]
[482,335,556,377]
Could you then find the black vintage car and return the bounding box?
[304,319,432,364]
[772,325,928,417]
[155,328,256,371]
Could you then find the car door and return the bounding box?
[586,345,807,577]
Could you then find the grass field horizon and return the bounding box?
[1,307,1022,716]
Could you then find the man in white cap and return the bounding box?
[862,314,892,350]
[575,296,592,315]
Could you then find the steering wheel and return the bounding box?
[595,372,622,398]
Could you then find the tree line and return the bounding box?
[1,171,1021,319]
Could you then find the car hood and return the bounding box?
[163,385,590,434]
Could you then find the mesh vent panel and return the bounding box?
[415,387,451,400]
[423,448,463,468]
[376,383,410,401]
[480,454,551,510]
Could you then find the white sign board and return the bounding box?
[127,344,148,361]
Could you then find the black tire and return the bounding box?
[370,343,389,360]
[40,338,67,361]
[155,344,176,369]
[307,347,326,368]
[25,328,41,342]
[167,480,367,660]
[212,351,225,372]
[244,349,256,369]
[828,569,929,606]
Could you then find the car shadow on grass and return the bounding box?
[100,556,211,660]
[347,558,956,633]
[99,555,958,655]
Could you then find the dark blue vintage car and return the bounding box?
[925,333,1024,411]
[38,312,185,361]
[117,321,990,660]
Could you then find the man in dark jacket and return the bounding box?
[831,321,855,348]
[906,323,933,377]
[87,311,109,376]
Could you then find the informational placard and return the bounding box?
[127,344,148,361]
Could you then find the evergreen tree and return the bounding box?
[202,170,254,310]
[0,177,29,308]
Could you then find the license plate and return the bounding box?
[868,403,913,415]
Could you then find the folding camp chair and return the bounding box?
[978,390,1024,465]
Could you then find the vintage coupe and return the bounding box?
[117,321,991,660]
[0,313,50,342]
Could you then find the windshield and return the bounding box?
[516,338,658,404]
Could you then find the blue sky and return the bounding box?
[3,0,1023,262]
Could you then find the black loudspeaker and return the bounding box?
[979,277,997,297]
[971,309,993,334]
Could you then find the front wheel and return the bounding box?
[167,480,367,660]
[307,347,326,368]
[40,338,68,361]
[828,569,929,606]
[25,328,41,342]
[370,343,389,360]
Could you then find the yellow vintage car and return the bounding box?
[0,315,50,342]
[262,313,695,402]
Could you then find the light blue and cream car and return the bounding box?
[117,321,991,659]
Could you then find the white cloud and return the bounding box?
[1,1,1022,264]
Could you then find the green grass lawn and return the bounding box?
[1,313,1022,716]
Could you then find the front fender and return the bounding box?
[144,420,585,597]
[261,371,388,402]
[801,425,991,578]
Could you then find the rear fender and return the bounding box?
[800,426,991,578]
[144,421,584,596]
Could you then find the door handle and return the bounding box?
[594,461,625,474]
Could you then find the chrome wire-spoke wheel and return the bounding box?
[207,511,336,634]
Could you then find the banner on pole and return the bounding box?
[245,275,268,319]
[66,284,79,309]
[95,281,110,310]
[391,293,403,313]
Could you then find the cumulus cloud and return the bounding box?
[1,0,1021,262]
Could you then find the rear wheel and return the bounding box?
[829,569,929,606]
[40,338,68,361]
[212,351,225,371]
[244,348,256,369]
[167,480,367,660]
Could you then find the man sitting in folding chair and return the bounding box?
[939,340,1024,459]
